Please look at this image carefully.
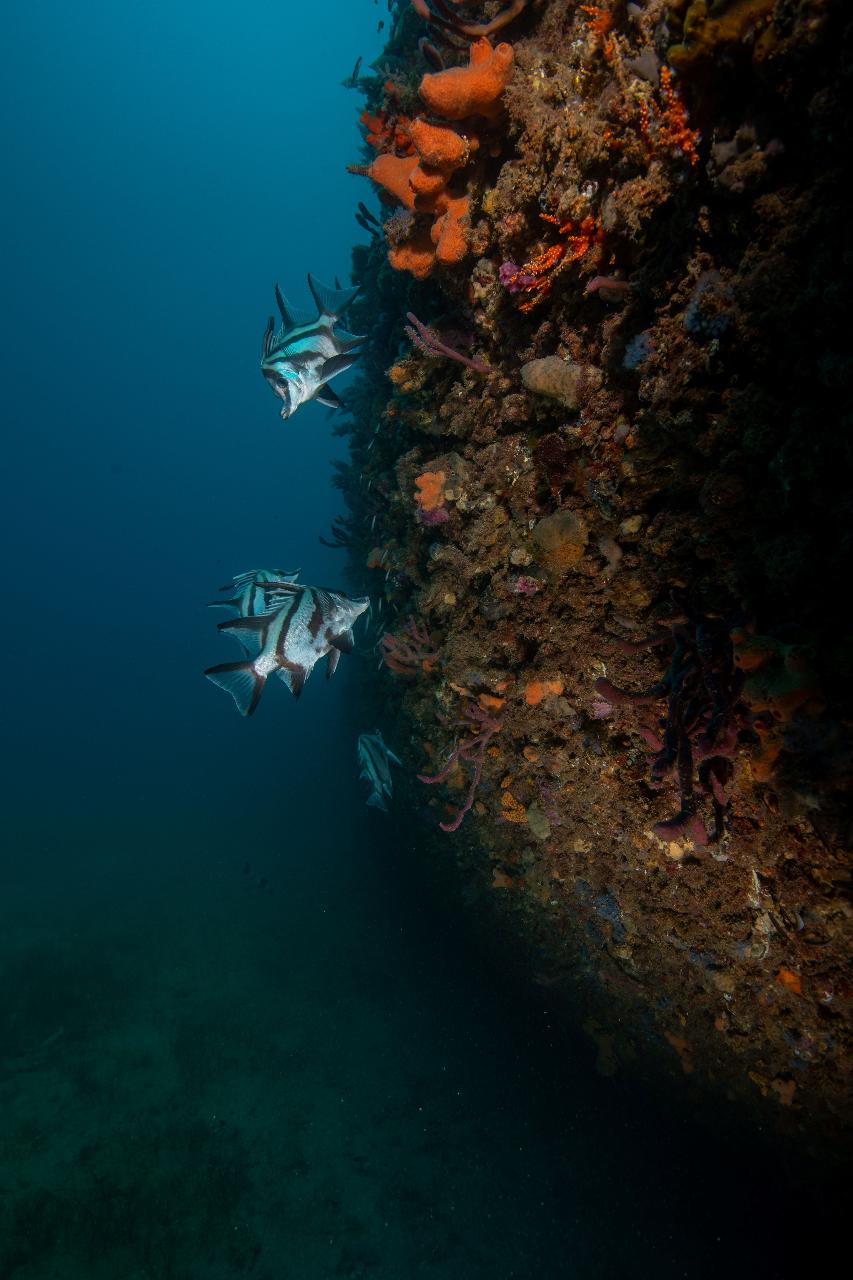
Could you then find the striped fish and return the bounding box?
[204,584,370,716]
[206,567,301,618]
[357,731,402,811]
[261,275,366,420]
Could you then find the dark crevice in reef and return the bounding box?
[334,0,851,1173]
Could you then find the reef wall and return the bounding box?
[337,0,851,1149]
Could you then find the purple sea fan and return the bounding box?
[405,312,492,374]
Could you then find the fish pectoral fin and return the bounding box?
[307,274,360,320]
[315,384,343,410]
[330,627,355,654]
[204,662,265,716]
[386,749,403,768]
[206,597,241,610]
[321,353,359,382]
[326,647,341,678]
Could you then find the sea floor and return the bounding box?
[0,808,833,1279]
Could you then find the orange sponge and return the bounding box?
[414,470,447,512]
[388,229,437,279]
[410,118,473,171]
[431,192,470,265]
[419,37,513,121]
[354,153,419,209]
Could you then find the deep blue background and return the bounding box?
[0,6,830,1277]
[1,0,381,831]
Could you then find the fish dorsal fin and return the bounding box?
[217,614,270,656]
[262,316,275,359]
[307,274,360,320]
[274,284,316,329]
[335,327,368,350]
[231,569,299,589]
[260,590,300,614]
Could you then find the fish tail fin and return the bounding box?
[204,662,265,716]
[307,274,360,321]
[367,791,388,811]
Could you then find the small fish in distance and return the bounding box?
[357,730,402,811]
[205,585,369,715]
[261,275,366,420]
[207,567,301,617]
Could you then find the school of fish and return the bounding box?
[202,274,399,805]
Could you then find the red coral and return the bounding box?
[503,213,604,311]
[639,66,700,167]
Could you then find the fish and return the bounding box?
[357,730,402,811]
[261,275,366,420]
[207,568,301,618]
[205,585,370,715]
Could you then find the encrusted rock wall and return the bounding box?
[338,0,851,1148]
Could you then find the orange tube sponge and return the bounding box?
[352,153,419,209]
[409,164,450,200]
[419,37,513,121]
[430,192,470,265]
[388,228,436,279]
[410,118,473,172]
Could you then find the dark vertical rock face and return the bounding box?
[341,1,851,1148]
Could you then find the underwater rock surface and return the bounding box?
[340,0,851,1150]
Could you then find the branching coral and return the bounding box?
[412,0,529,41]
[502,214,604,311]
[418,701,502,832]
[639,66,701,167]
[405,311,492,372]
[595,608,744,845]
[380,617,439,676]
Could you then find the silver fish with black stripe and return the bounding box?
[357,731,402,811]
[206,567,301,618]
[261,275,366,420]
[204,583,369,716]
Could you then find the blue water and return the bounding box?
[0,4,831,1276]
